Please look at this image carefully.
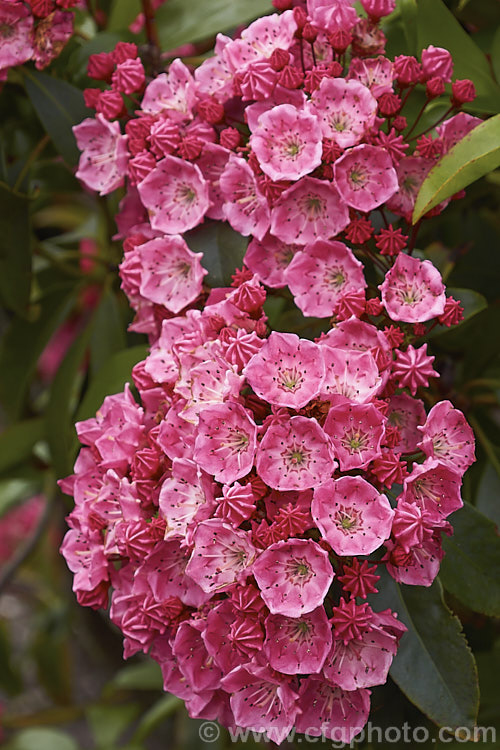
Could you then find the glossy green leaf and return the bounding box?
[0,284,77,421]
[23,69,89,165]
[186,221,248,287]
[0,183,31,315]
[476,463,500,527]
[413,115,500,223]
[416,0,500,113]
[492,26,500,86]
[108,0,141,31]
[131,695,183,744]
[76,344,148,422]
[157,0,273,50]
[5,729,78,750]
[89,289,127,377]
[440,503,500,616]
[0,419,45,475]
[397,0,418,56]
[372,571,479,730]
[87,704,140,749]
[425,287,487,339]
[108,661,163,693]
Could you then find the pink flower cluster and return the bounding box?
[64,0,480,742]
[0,0,79,81]
[60,263,474,741]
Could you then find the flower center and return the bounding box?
[222,427,250,455]
[177,183,197,204]
[348,165,369,190]
[278,366,304,393]
[340,427,370,454]
[334,505,362,534]
[0,24,13,39]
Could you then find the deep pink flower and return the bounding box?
[244,233,300,288]
[392,344,439,395]
[74,115,129,195]
[173,620,223,692]
[253,538,334,616]
[418,400,475,476]
[264,606,332,674]
[193,402,258,483]
[0,2,34,70]
[159,458,215,540]
[250,103,323,181]
[270,177,349,245]
[312,476,394,556]
[244,332,325,409]
[338,559,380,599]
[334,144,398,212]
[141,59,195,120]
[403,458,463,517]
[285,239,366,318]
[215,482,256,526]
[307,0,358,33]
[421,45,453,83]
[386,156,434,220]
[360,0,396,19]
[384,535,444,587]
[295,677,370,743]
[256,416,336,491]
[309,78,378,148]
[137,155,210,234]
[220,155,271,240]
[203,599,264,673]
[112,57,145,94]
[379,253,446,323]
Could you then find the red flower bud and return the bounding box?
[220,127,241,150]
[426,76,445,99]
[269,48,290,72]
[451,79,476,105]
[87,52,115,82]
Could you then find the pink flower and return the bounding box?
[250,103,323,181]
[392,344,439,395]
[186,519,257,593]
[296,677,370,743]
[264,606,332,674]
[320,347,381,404]
[386,393,426,452]
[256,416,336,491]
[403,458,463,517]
[323,402,386,470]
[437,112,482,153]
[73,115,129,195]
[240,10,297,60]
[253,538,334,616]
[0,2,34,70]
[307,0,358,33]
[173,620,222,692]
[334,144,399,212]
[193,402,258,483]
[347,56,394,99]
[141,59,196,120]
[203,599,264,673]
[309,78,378,148]
[220,156,270,240]
[137,156,210,234]
[244,332,325,409]
[421,45,453,83]
[386,156,434,220]
[418,400,475,475]
[379,253,446,323]
[391,498,449,553]
[195,143,231,221]
[112,57,146,94]
[270,177,349,245]
[244,233,300,288]
[285,239,367,318]
[215,482,256,526]
[312,476,394,556]
[33,9,73,70]
[159,458,215,540]
[384,536,444,587]
[137,236,207,313]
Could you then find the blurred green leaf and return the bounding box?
[440,503,500,616]
[397,0,418,55]
[89,289,127,377]
[416,0,500,113]
[0,622,23,695]
[0,284,76,421]
[108,0,141,31]
[425,287,487,339]
[108,661,163,692]
[372,571,479,731]
[131,694,182,744]
[413,116,500,222]
[76,344,148,422]
[476,463,500,527]
[0,183,31,316]
[186,222,248,287]
[156,0,273,50]
[0,419,45,475]
[87,703,140,749]
[492,26,500,85]
[23,69,89,165]
[0,479,41,518]
[5,728,78,750]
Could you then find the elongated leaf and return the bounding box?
[87,704,140,749]
[440,503,500,616]
[0,419,45,475]
[372,571,478,730]
[416,0,500,113]
[157,0,273,51]
[89,289,127,377]
[397,0,418,56]
[23,70,89,165]
[5,729,78,750]
[425,287,487,339]
[76,345,148,422]
[0,183,31,315]
[108,0,141,31]
[413,115,500,223]
[476,463,500,527]
[186,221,248,287]
[107,661,163,693]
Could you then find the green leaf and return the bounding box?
[0,284,77,421]
[413,115,500,223]
[440,503,500,617]
[0,183,31,315]
[0,480,41,518]
[87,704,140,750]
[5,729,78,750]
[156,0,273,50]
[23,69,89,165]
[372,571,479,730]
[476,462,500,527]
[397,0,418,56]
[0,419,45,475]
[131,695,183,744]
[416,0,500,113]
[108,661,163,693]
[76,345,148,422]
[186,221,248,287]
[425,287,487,339]
[492,26,500,85]
[0,622,23,695]
[89,289,127,377]
[108,0,141,31]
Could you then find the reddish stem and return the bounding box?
[141,0,160,50]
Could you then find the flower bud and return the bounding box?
[451,79,476,105]
[421,45,453,83]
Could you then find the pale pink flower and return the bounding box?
[320,347,381,404]
[418,400,475,475]
[245,88,307,132]
[386,156,434,220]
[347,56,394,98]
[264,606,332,675]
[250,104,322,181]
[296,677,370,743]
[320,317,392,372]
[186,519,257,593]
[256,416,336,491]
[334,144,399,212]
[240,10,298,61]
[159,458,215,540]
[32,9,73,70]
[244,332,325,409]
[312,476,394,556]
[74,115,129,195]
[220,156,270,240]
[137,155,210,234]
[193,402,258,484]
[137,236,207,313]
[244,233,300,288]
[323,402,386,470]
[195,143,231,221]
[141,58,196,120]
[379,253,446,323]
[270,177,349,245]
[403,458,463,517]
[285,239,367,318]
[253,538,334,616]
[309,78,378,148]
[437,112,482,153]
[0,1,33,70]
